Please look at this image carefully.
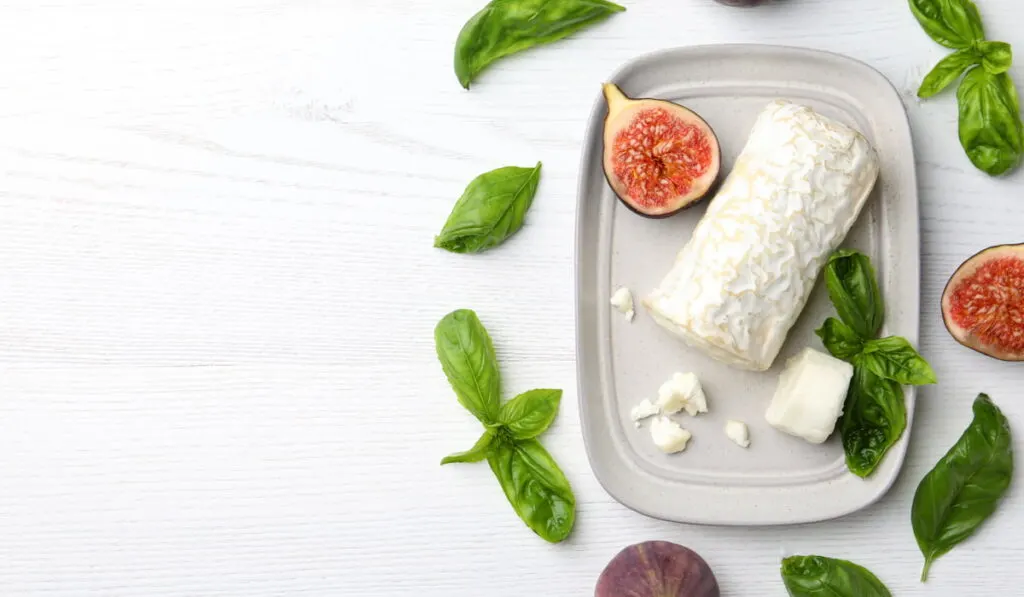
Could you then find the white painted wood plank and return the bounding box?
[0,0,1022,595]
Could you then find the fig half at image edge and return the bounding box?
[601,83,721,218]
[941,243,1024,362]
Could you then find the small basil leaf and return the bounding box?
[441,429,495,465]
[860,336,938,385]
[781,555,892,597]
[434,162,542,254]
[488,438,575,543]
[957,68,1024,175]
[909,0,985,49]
[454,0,625,89]
[815,317,865,362]
[912,394,1013,582]
[841,366,907,478]
[918,49,980,98]
[824,249,885,338]
[498,388,562,440]
[977,40,1013,75]
[434,309,502,424]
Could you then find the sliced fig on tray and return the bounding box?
[601,83,721,218]
[942,243,1024,361]
[595,540,720,597]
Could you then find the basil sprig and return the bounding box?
[435,162,542,254]
[910,0,1024,175]
[435,309,575,543]
[815,249,936,477]
[454,0,626,89]
[781,555,893,597]
[912,394,1014,582]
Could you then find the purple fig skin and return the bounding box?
[595,541,720,597]
[714,0,766,6]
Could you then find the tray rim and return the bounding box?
[572,43,920,527]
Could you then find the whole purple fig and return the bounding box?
[595,541,720,597]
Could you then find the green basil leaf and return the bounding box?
[909,0,985,49]
[498,388,562,440]
[957,68,1024,176]
[488,438,575,543]
[841,366,907,478]
[454,0,625,89]
[824,249,885,339]
[441,429,495,465]
[815,317,865,362]
[781,555,892,597]
[912,393,1013,582]
[860,336,938,385]
[434,309,502,423]
[977,40,1013,75]
[918,49,980,98]
[434,162,542,254]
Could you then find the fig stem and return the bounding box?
[602,82,628,113]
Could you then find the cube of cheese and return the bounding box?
[765,347,854,444]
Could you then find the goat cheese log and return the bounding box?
[643,100,880,372]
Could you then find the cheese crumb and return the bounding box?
[610,286,635,322]
[725,420,750,448]
[650,416,692,453]
[630,399,660,427]
[656,372,708,416]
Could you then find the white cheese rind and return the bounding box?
[765,347,854,444]
[643,101,880,371]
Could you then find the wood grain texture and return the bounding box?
[0,0,1022,595]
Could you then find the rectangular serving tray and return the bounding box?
[574,44,920,526]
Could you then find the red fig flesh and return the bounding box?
[942,243,1024,361]
[601,83,721,218]
[595,540,720,597]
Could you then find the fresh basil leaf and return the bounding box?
[824,249,885,338]
[434,309,502,423]
[488,438,575,543]
[841,366,907,478]
[498,388,562,440]
[441,429,495,465]
[860,336,938,385]
[434,163,542,254]
[912,393,1013,582]
[909,0,985,49]
[454,0,625,89]
[978,40,1013,74]
[918,49,980,98]
[815,317,865,362]
[957,68,1024,175]
[781,555,892,597]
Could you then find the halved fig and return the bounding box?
[595,540,720,597]
[601,83,721,218]
[942,243,1024,361]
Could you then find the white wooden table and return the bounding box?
[1,1,1022,594]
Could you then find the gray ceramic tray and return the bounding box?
[574,45,919,526]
